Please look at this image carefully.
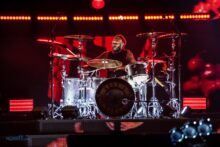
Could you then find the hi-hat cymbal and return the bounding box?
[158,33,188,39]
[64,35,94,40]
[136,32,167,38]
[87,59,122,69]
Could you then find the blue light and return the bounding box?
[170,128,184,143]
[197,118,213,136]
[181,121,198,139]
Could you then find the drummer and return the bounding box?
[95,34,136,77]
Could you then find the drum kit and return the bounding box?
[38,32,185,119]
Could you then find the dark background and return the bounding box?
[0,0,219,109]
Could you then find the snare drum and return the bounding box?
[125,62,150,85]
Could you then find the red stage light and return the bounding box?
[9,99,34,112]
[92,0,105,9]
[183,97,207,110]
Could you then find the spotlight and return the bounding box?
[170,128,184,144]
[181,121,198,139]
[61,106,79,119]
[92,0,105,9]
[197,118,213,136]
[181,106,192,117]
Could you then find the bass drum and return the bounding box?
[95,78,135,117]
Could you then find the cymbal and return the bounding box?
[52,53,78,61]
[158,33,188,39]
[37,38,66,47]
[64,35,94,40]
[87,59,122,69]
[147,58,165,64]
[136,32,167,38]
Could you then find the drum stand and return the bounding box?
[132,82,148,118]
[166,36,181,118]
[147,35,163,118]
[77,40,98,119]
[51,60,68,119]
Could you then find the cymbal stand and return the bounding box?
[47,39,57,119]
[133,82,148,118]
[59,59,68,106]
[77,40,96,119]
[166,36,180,118]
[148,35,163,118]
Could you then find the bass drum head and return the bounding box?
[95,78,135,117]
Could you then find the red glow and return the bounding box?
[9,99,33,112]
[92,0,105,9]
[183,97,207,109]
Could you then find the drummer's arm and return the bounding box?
[126,50,136,64]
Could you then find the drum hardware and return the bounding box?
[64,34,95,118]
[165,34,183,118]
[143,32,164,118]
[37,37,80,118]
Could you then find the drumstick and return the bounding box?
[155,77,164,87]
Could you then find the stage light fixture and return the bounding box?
[181,121,198,139]
[61,106,79,119]
[37,16,67,21]
[0,16,31,21]
[170,128,184,144]
[92,0,105,9]
[197,118,213,136]
[73,16,103,21]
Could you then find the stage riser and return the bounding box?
[1,119,220,135]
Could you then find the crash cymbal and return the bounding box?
[136,32,167,38]
[64,35,94,40]
[37,38,66,47]
[52,53,78,61]
[87,59,122,69]
[158,33,188,39]
[147,58,166,64]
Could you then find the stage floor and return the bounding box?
[1,118,220,146]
